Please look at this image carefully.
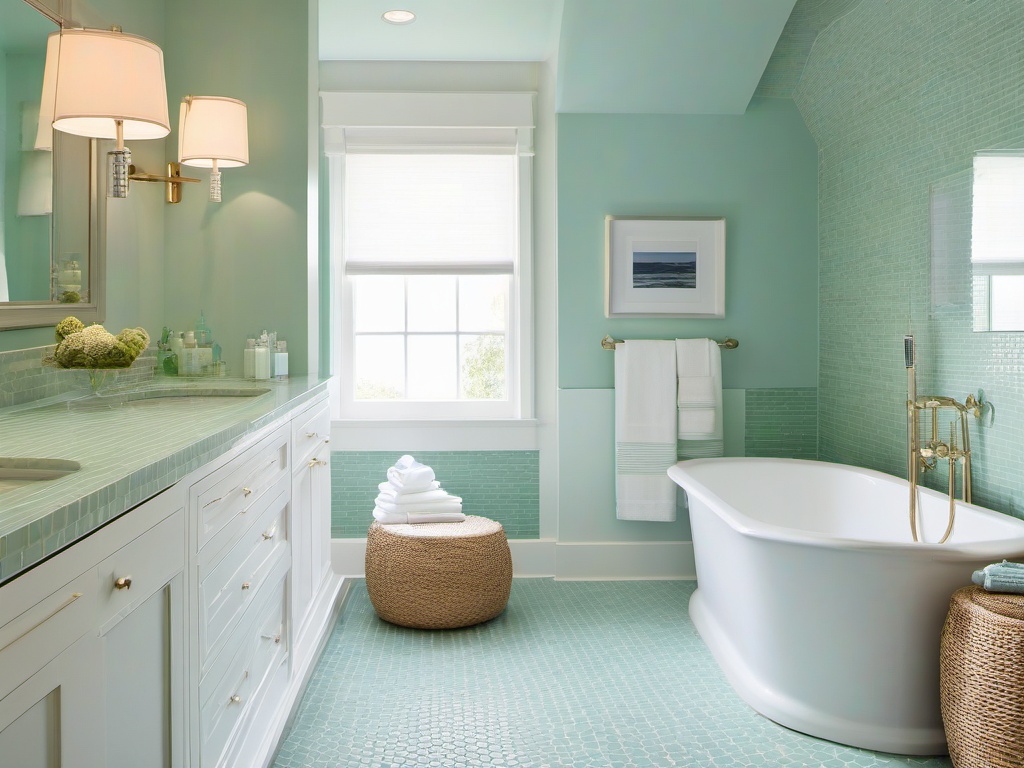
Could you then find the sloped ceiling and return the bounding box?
[318,0,798,115]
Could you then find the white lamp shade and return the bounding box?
[178,96,249,168]
[43,28,170,141]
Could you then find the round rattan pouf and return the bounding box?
[365,515,513,629]
[940,585,1024,768]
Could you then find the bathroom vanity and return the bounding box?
[0,376,341,768]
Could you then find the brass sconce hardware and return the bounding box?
[127,162,200,203]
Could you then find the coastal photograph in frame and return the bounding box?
[605,216,725,317]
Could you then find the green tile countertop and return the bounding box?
[0,375,329,585]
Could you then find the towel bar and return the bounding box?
[600,335,738,350]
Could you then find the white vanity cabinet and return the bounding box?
[0,387,340,768]
[0,485,187,768]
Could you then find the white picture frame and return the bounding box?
[605,216,725,318]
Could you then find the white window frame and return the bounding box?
[324,92,535,421]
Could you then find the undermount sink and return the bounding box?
[0,458,81,493]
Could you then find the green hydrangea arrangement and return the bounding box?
[51,316,151,369]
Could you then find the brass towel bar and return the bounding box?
[600,335,739,351]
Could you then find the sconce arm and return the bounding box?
[127,162,200,204]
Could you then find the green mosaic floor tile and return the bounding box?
[273,580,951,768]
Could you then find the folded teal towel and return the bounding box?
[972,560,1024,594]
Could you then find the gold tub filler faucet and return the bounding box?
[904,335,983,544]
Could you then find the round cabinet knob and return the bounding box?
[241,582,252,590]
[229,695,242,704]
[114,576,132,590]
[262,526,277,541]
[242,486,253,497]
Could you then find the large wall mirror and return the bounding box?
[0,0,105,330]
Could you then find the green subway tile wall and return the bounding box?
[331,451,541,539]
[745,388,818,459]
[794,0,1024,517]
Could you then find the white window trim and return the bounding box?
[324,91,535,422]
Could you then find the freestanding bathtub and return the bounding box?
[668,457,1024,755]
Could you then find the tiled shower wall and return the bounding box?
[794,0,1024,516]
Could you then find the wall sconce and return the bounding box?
[39,26,170,198]
[178,96,249,202]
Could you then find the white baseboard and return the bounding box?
[332,538,694,581]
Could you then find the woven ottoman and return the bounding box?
[365,515,513,629]
[940,586,1024,767]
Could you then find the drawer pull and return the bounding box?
[324,438,330,444]
[308,458,327,468]
[242,486,253,497]
[114,576,132,591]
[261,633,282,645]
[0,592,83,653]
[229,695,242,705]
[241,582,252,590]
[305,431,318,439]
[262,525,277,541]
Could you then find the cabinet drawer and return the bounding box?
[199,489,289,669]
[194,423,289,555]
[95,507,185,634]
[0,569,95,701]
[199,574,288,768]
[291,402,330,469]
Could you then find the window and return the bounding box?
[325,93,534,419]
[972,152,1024,332]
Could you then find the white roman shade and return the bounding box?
[971,153,1024,275]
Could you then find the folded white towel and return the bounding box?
[676,339,724,458]
[614,340,678,522]
[374,497,463,515]
[373,508,467,525]
[379,480,442,496]
[376,486,452,505]
[386,456,436,493]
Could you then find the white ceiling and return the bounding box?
[318,0,798,115]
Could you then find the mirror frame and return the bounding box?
[0,0,106,330]
[0,141,106,329]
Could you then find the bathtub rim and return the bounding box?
[669,457,1024,561]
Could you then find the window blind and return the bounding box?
[344,153,517,274]
[972,154,1024,274]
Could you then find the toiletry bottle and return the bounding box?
[254,334,271,380]
[181,331,198,376]
[196,310,211,347]
[274,340,289,380]
[243,338,256,379]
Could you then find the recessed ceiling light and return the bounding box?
[382,9,416,24]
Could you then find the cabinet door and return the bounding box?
[291,448,331,631]
[99,574,185,768]
[0,632,104,768]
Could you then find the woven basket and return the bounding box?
[940,585,1024,767]
[365,515,513,629]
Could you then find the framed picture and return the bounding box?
[605,216,725,318]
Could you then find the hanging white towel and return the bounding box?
[676,339,724,459]
[614,340,678,522]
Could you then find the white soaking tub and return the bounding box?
[668,457,1024,755]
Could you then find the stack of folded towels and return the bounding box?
[972,560,1024,594]
[373,455,465,525]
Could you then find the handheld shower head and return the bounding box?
[904,335,915,369]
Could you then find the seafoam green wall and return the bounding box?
[796,0,1024,516]
[161,0,310,377]
[558,98,819,543]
